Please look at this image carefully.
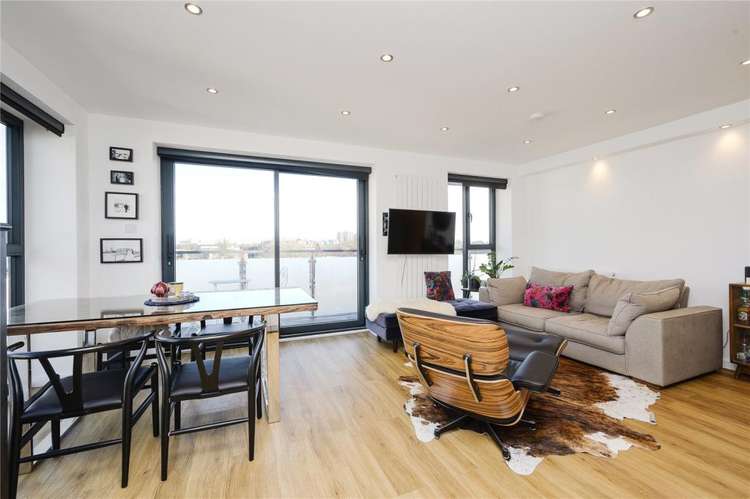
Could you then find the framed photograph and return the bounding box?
[109,146,133,162]
[100,238,143,264]
[110,170,134,185]
[105,191,138,219]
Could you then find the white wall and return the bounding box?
[513,101,750,368]
[84,113,513,303]
[1,41,89,303]
[1,40,91,379]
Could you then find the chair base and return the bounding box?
[484,422,511,461]
[433,413,538,462]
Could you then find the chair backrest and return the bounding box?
[396,308,527,424]
[8,331,152,415]
[154,322,265,395]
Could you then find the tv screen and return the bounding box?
[387,209,456,255]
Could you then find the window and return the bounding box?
[1,111,24,307]
[448,174,507,289]
[159,148,369,337]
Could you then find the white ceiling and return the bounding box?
[2,1,749,164]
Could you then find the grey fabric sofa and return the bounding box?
[478,267,723,386]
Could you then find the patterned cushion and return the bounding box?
[424,271,456,301]
[523,283,574,312]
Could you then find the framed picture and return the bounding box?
[110,170,134,185]
[105,191,138,219]
[100,238,143,264]
[109,146,133,162]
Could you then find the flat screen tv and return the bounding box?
[387,209,456,255]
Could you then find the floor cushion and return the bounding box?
[497,303,572,332]
[544,313,625,354]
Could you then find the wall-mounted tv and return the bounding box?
[387,209,456,255]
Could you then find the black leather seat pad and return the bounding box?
[171,356,252,398]
[23,366,153,421]
[510,351,559,392]
[505,328,565,362]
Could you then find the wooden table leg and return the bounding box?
[261,314,281,423]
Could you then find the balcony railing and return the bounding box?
[175,248,357,323]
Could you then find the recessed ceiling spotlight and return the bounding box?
[340,110,351,116]
[380,54,394,63]
[719,123,732,129]
[741,59,750,66]
[507,86,520,93]
[605,109,617,115]
[440,126,450,132]
[206,87,218,94]
[184,3,203,15]
[523,139,533,144]
[633,6,654,19]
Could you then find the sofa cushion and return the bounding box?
[607,293,646,336]
[486,276,527,305]
[497,303,571,332]
[523,284,574,312]
[585,274,685,317]
[424,271,455,301]
[545,314,625,354]
[632,286,682,314]
[528,267,594,312]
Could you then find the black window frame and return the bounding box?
[447,174,507,280]
[158,147,370,337]
[1,110,25,307]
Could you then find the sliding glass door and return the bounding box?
[173,164,275,292]
[161,149,369,336]
[278,173,360,328]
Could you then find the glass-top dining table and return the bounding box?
[8,288,318,424]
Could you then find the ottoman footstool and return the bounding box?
[366,299,498,352]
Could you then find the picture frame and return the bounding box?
[109,146,133,162]
[100,238,143,264]
[105,191,138,220]
[110,170,134,185]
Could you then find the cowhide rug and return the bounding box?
[399,358,660,475]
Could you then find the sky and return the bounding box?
[174,163,358,244]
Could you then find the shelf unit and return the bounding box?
[729,283,750,380]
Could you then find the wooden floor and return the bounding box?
[17,331,750,498]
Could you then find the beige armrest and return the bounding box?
[625,306,722,386]
[478,286,490,303]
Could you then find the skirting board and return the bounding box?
[280,329,368,343]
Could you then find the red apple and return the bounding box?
[150,281,170,298]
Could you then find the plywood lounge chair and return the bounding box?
[396,308,565,460]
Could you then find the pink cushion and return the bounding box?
[523,283,574,312]
[424,271,456,301]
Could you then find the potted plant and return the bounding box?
[461,271,470,289]
[461,270,482,291]
[479,252,517,279]
[469,273,482,291]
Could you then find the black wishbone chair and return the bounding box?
[7,331,158,497]
[154,322,266,481]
